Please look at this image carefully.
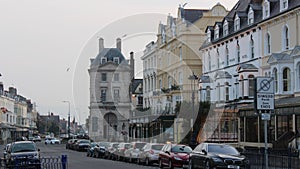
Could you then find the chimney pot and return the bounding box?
[99,38,104,53]
[117,38,121,51]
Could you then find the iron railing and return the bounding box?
[0,155,68,169]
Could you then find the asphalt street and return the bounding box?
[37,142,159,169]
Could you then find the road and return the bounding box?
[36,142,160,169]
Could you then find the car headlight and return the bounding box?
[212,157,223,163]
[174,156,182,161]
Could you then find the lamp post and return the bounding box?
[188,73,198,145]
[62,101,70,138]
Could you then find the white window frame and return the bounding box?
[179,46,182,61]
[250,38,255,58]
[280,0,288,12]
[263,1,270,19]
[114,73,119,81]
[214,25,219,39]
[101,57,107,64]
[248,7,254,25]
[223,20,228,36]
[234,15,240,31]
[207,29,211,42]
[226,46,229,66]
[265,33,271,55]
[236,43,240,63]
[113,57,119,64]
[282,25,289,51]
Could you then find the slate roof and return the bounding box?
[238,63,258,70]
[131,79,143,94]
[290,46,300,57]
[199,76,212,83]
[91,48,127,66]
[201,0,300,49]
[181,9,208,23]
[267,51,292,64]
[214,71,232,79]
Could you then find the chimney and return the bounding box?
[116,38,121,51]
[130,52,135,80]
[99,37,104,53]
[9,87,17,97]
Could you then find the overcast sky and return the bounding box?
[0,0,238,124]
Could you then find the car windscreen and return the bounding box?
[125,144,131,149]
[11,143,36,153]
[135,143,146,149]
[208,144,240,155]
[151,145,164,150]
[171,145,192,153]
[112,144,119,148]
[79,140,90,143]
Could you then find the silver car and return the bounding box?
[137,143,165,165]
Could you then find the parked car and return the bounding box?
[105,142,120,160]
[188,143,250,169]
[3,143,11,160]
[45,137,61,144]
[158,143,192,169]
[86,142,99,157]
[66,139,77,149]
[33,136,42,142]
[94,142,110,158]
[73,139,91,151]
[5,141,41,169]
[116,143,131,161]
[137,143,165,165]
[124,142,147,162]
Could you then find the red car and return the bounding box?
[158,143,192,169]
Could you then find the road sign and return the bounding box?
[255,77,274,110]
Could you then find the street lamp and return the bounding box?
[188,72,198,145]
[62,101,70,138]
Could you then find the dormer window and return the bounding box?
[214,25,219,39]
[101,57,107,64]
[207,29,211,42]
[223,20,229,36]
[280,0,288,12]
[113,57,119,64]
[263,1,270,19]
[234,15,240,31]
[248,7,254,25]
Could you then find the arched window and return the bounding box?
[215,25,219,39]
[298,63,300,89]
[225,82,230,101]
[206,86,211,101]
[240,75,244,97]
[223,20,229,36]
[248,75,255,97]
[207,30,211,43]
[273,68,278,93]
[234,15,240,31]
[237,43,240,63]
[250,38,254,58]
[226,46,229,66]
[283,67,291,92]
[168,76,172,88]
[217,83,221,101]
[265,33,271,54]
[217,49,220,69]
[208,52,211,71]
[248,7,254,25]
[282,25,289,50]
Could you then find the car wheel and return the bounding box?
[145,158,150,166]
[169,160,174,169]
[188,160,194,169]
[159,159,164,168]
[205,160,210,169]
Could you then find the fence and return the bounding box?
[244,152,300,169]
[0,155,68,169]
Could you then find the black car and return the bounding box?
[74,139,91,151]
[188,143,250,169]
[5,141,41,169]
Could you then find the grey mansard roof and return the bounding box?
[91,48,127,66]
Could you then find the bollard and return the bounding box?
[61,155,67,169]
